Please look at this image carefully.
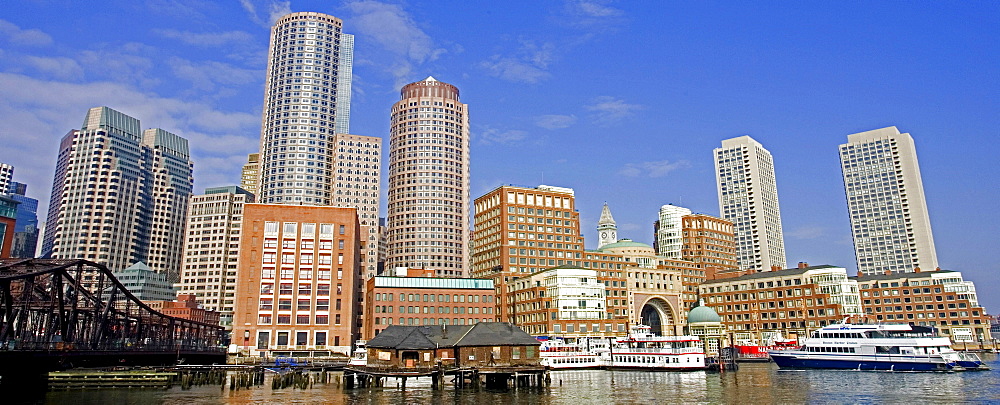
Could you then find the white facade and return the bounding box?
[714,136,786,272]
[544,267,607,320]
[655,204,691,258]
[257,12,355,205]
[385,77,470,277]
[839,127,938,275]
[42,107,193,283]
[806,267,863,317]
[176,186,253,329]
[931,271,980,308]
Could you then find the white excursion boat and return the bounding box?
[769,319,989,372]
[610,325,706,371]
[539,325,706,371]
[539,337,610,369]
[349,340,368,366]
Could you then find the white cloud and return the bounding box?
[77,43,158,87]
[481,41,555,84]
[240,0,291,27]
[24,56,84,80]
[618,160,691,178]
[476,127,528,145]
[168,57,262,91]
[788,226,825,240]
[344,1,445,86]
[0,19,53,46]
[535,114,577,129]
[154,29,255,46]
[570,1,624,18]
[0,72,260,212]
[585,96,643,124]
[564,0,626,28]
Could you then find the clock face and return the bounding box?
[601,232,607,238]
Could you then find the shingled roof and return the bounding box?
[453,322,540,347]
[366,325,439,350]
[365,323,540,350]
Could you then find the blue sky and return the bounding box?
[1,2,997,309]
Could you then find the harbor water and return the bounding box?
[28,353,1000,404]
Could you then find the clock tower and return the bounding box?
[597,203,617,248]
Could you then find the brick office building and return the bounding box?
[232,204,362,357]
[699,264,863,344]
[363,268,495,339]
[854,269,990,342]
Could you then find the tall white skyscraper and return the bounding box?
[385,77,470,277]
[42,106,194,282]
[839,126,938,275]
[257,12,355,205]
[714,136,786,272]
[655,204,692,258]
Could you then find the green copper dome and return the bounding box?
[597,239,653,251]
[688,305,722,324]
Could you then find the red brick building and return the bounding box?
[232,204,362,357]
[146,294,221,325]
[854,269,991,342]
[364,270,495,339]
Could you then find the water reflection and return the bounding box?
[38,353,1000,404]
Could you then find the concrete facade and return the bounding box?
[176,186,254,330]
[257,12,355,205]
[714,136,786,272]
[839,126,938,275]
[385,77,470,277]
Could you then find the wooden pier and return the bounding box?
[48,370,179,390]
[344,365,549,390]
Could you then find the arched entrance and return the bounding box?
[640,298,676,335]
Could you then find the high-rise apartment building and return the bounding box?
[241,153,260,197]
[654,204,692,258]
[385,77,470,277]
[176,186,254,329]
[41,107,194,281]
[232,204,362,356]
[331,133,381,278]
[839,127,938,275]
[714,136,786,272]
[257,12,355,205]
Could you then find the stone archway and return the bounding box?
[640,297,676,336]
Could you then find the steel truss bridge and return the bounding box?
[0,259,225,383]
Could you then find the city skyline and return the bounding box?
[0,2,997,308]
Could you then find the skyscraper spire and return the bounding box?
[597,203,617,248]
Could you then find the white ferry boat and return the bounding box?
[610,325,706,371]
[539,338,610,369]
[349,340,367,366]
[769,320,989,372]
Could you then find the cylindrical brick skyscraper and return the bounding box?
[385,77,470,277]
[257,12,354,205]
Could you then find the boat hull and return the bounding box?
[770,353,956,371]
